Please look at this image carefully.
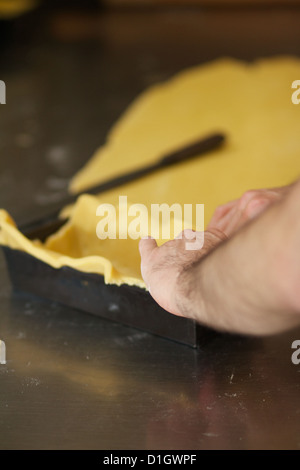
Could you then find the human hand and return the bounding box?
[139,228,227,315]
[140,186,288,314]
[139,181,300,334]
[207,186,289,237]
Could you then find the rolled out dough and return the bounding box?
[1,57,300,286]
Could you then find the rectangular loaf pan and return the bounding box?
[1,236,216,347]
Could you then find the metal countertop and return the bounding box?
[0,5,300,449]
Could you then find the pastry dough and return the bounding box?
[0,202,145,287]
[1,57,300,287]
[0,195,183,287]
[0,0,36,19]
[69,57,300,226]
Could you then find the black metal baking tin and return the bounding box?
[1,231,215,348]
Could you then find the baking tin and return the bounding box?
[1,226,215,347]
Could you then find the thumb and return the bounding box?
[139,237,158,290]
[139,236,158,260]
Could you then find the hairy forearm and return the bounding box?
[177,181,300,335]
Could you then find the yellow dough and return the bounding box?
[0,0,36,19]
[1,57,300,287]
[0,195,184,287]
[69,56,300,226]
[0,200,145,286]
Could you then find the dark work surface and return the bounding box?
[1,5,300,450]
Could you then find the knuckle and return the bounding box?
[239,190,257,207]
[214,204,226,214]
[244,196,268,217]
